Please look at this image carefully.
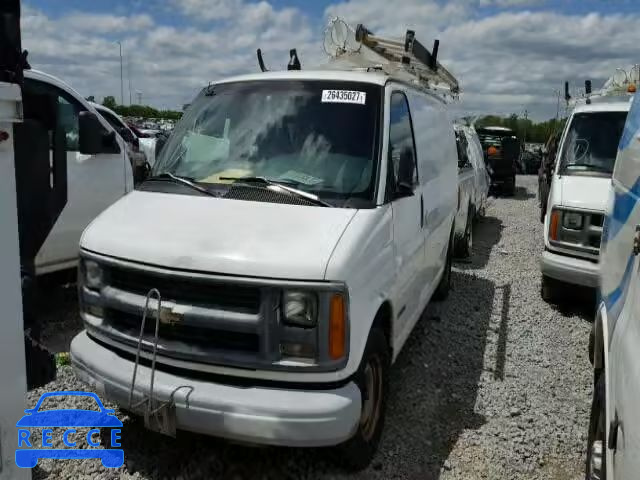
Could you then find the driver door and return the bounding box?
[387,91,425,340]
[24,79,129,272]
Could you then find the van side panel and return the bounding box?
[602,93,640,480]
[406,90,457,294]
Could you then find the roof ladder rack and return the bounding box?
[324,18,460,99]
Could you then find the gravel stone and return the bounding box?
[31,176,592,479]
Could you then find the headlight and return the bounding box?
[282,291,318,328]
[83,260,104,290]
[563,211,584,230]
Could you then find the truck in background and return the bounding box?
[476,125,520,196]
[22,70,135,276]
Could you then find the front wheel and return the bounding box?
[433,230,453,301]
[586,374,606,480]
[454,205,474,258]
[505,177,516,196]
[541,275,560,304]
[338,328,389,471]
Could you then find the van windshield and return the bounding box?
[559,111,628,176]
[153,80,381,203]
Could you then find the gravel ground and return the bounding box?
[29,175,594,480]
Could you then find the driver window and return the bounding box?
[23,79,84,152]
[387,92,418,199]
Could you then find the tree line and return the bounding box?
[92,96,183,121]
[475,114,566,144]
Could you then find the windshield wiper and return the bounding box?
[148,173,217,197]
[220,176,332,207]
[564,163,612,173]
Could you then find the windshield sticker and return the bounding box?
[321,90,366,105]
[279,170,323,186]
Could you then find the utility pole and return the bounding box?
[554,89,561,125]
[523,109,528,145]
[136,91,142,105]
[128,57,132,106]
[116,41,124,106]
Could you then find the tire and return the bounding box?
[585,374,607,480]
[506,177,516,196]
[454,205,473,258]
[338,328,389,471]
[541,275,560,304]
[433,230,454,301]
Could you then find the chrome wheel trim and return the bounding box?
[359,355,383,441]
[588,439,603,480]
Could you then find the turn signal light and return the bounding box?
[549,210,560,241]
[629,84,637,93]
[329,294,346,360]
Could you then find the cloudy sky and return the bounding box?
[21,0,640,120]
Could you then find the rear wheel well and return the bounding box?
[372,302,393,356]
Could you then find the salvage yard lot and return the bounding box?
[33,175,592,480]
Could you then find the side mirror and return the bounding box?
[134,161,151,185]
[119,126,135,144]
[394,150,415,198]
[79,112,120,155]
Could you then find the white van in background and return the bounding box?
[540,73,634,302]
[587,88,640,480]
[23,70,134,275]
[70,21,461,469]
[454,124,490,257]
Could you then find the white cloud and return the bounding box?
[21,2,316,109]
[19,1,640,120]
[324,0,640,120]
[478,0,546,7]
[61,13,154,33]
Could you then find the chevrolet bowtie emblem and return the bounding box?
[158,306,183,326]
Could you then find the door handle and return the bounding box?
[633,225,640,256]
[420,194,425,228]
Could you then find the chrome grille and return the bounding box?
[106,309,260,353]
[108,266,261,313]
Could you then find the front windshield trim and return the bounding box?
[152,79,383,209]
[558,111,628,177]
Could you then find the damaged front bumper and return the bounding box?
[71,331,361,447]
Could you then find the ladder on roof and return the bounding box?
[323,18,460,100]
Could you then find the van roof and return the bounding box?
[212,70,391,88]
[573,98,633,114]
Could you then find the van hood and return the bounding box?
[80,191,357,280]
[558,174,611,211]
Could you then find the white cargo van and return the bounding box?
[586,86,640,480]
[454,124,490,256]
[540,73,634,301]
[23,70,134,275]
[70,22,460,468]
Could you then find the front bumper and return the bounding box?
[540,249,599,288]
[71,331,361,447]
